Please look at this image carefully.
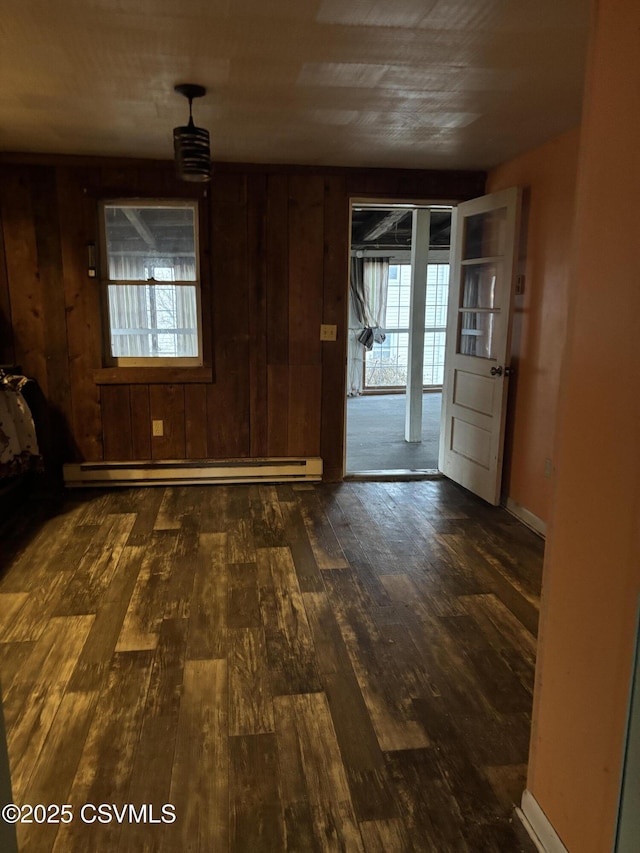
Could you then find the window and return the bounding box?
[101,200,202,366]
[423,262,449,384]
[364,262,449,389]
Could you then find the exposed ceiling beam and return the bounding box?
[362,209,410,242]
[123,209,157,249]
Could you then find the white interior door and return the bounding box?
[438,187,521,505]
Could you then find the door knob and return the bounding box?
[490,365,503,376]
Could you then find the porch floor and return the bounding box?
[346,391,442,473]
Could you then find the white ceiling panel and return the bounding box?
[0,0,591,169]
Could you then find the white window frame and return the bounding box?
[363,251,450,391]
[99,199,203,368]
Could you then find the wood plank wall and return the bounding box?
[0,158,485,481]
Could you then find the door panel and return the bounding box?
[453,370,495,416]
[439,187,521,504]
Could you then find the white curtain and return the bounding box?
[347,257,389,395]
[107,256,198,358]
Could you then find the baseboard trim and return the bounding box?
[63,457,323,487]
[504,498,547,538]
[517,790,568,853]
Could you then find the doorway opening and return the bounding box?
[345,202,453,476]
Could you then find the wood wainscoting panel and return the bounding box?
[101,385,133,461]
[57,166,104,462]
[149,384,186,461]
[287,175,324,370]
[30,166,74,464]
[0,166,48,389]
[247,173,269,458]
[184,384,208,460]
[0,191,15,365]
[1,157,485,473]
[321,175,349,481]
[130,385,152,460]
[265,174,290,368]
[288,364,322,457]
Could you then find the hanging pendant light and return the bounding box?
[173,84,211,183]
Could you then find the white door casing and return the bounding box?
[438,187,522,505]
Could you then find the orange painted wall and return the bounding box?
[526,0,640,849]
[487,128,580,525]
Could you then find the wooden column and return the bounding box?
[404,209,430,442]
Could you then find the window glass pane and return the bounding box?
[107,284,198,358]
[425,263,449,326]
[104,204,196,281]
[365,331,408,387]
[423,330,447,385]
[366,262,450,389]
[457,310,497,359]
[463,207,507,259]
[460,263,498,309]
[384,264,411,329]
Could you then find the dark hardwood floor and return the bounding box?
[0,479,542,852]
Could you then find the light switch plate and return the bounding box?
[152,420,164,437]
[320,324,337,341]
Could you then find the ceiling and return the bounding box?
[351,206,451,250]
[0,0,591,171]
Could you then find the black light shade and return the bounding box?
[173,84,211,183]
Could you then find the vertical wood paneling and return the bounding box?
[0,197,15,365]
[265,174,290,457]
[150,384,186,460]
[247,174,268,456]
[206,356,250,458]
[287,175,324,458]
[346,168,486,201]
[266,174,289,366]
[184,384,208,458]
[57,166,104,461]
[197,187,213,372]
[101,385,133,460]
[267,364,289,456]
[288,364,322,456]
[288,175,324,369]
[30,166,74,468]
[1,158,485,473]
[130,385,151,459]
[212,173,249,341]
[322,176,350,480]
[0,166,47,388]
[209,173,251,458]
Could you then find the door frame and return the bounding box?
[344,196,453,476]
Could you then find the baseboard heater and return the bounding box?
[63,457,323,488]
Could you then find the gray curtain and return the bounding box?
[348,257,390,395]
